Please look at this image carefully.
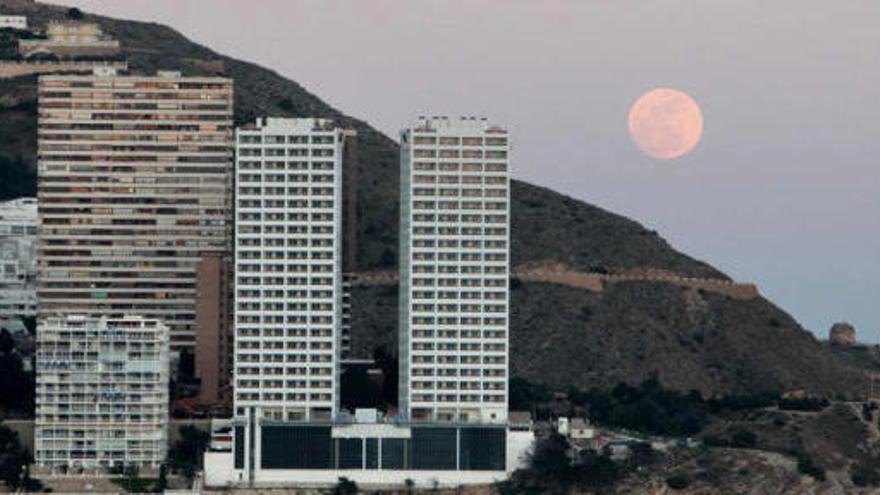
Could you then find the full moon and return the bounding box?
[628,88,703,160]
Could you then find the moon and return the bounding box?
[628,88,703,160]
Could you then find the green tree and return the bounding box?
[0,425,28,489]
[168,425,210,481]
[332,477,358,495]
[0,329,35,416]
[666,475,690,490]
[797,455,826,481]
[529,434,573,487]
[156,464,168,492]
[123,464,139,493]
[730,428,757,448]
[278,97,295,113]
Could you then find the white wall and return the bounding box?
[0,16,27,29]
[204,428,536,489]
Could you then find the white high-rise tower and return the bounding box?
[233,117,352,422]
[398,116,510,424]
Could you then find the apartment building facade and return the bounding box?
[233,117,353,422]
[0,197,37,318]
[34,315,170,469]
[36,69,234,349]
[398,117,511,424]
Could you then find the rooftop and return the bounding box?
[409,115,506,134]
[240,116,339,132]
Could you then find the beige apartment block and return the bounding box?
[36,69,234,349]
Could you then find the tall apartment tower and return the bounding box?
[35,315,170,469]
[234,118,354,422]
[36,69,234,349]
[398,117,511,424]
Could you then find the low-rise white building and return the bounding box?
[0,15,27,30]
[35,315,170,470]
[0,198,37,318]
[570,418,595,440]
[19,21,120,59]
[203,415,534,489]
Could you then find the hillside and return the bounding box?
[0,0,869,398]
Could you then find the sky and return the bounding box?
[59,0,880,342]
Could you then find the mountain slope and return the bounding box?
[0,0,867,398]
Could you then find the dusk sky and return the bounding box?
[60,0,879,342]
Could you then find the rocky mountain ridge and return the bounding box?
[0,0,870,398]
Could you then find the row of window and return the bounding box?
[412,252,505,261]
[237,314,334,324]
[411,317,506,326]
[412,355,506,364]
[411,394,506,403]
[412,136,507,146]
[412,266,506,276]
[236,393,331,402]
[411,303,507,313]
[40,155,231,164]
[236,379,332,389]
[40,119,228,129]
[238,173,335,183]
[237,302,335,311]
[411,367,505,377]
[412,343,506,351]
[412,188,507,198]
[238,148,334,157]
[41,165,230,175]
[238,215,334,226]
[412,215,508,225]
[40,111,230,122]
[237,200,334,210]
[238,161,334,171]
[40,80,232,91]
[238,187,334,197]
[39,133,229,143]
[236,354,333,364]
[411,200,508,211]
[412,227,506,238]
[411,381,506,390]
[411,279,507,288]
[411,330,506,339]
[413,175,506,185]
[237,249,334,258]
[236,328,332,338]
[237,263,334,273]
[413,161,507,172]
[238,135,334,145]
[42,102,230,112]
[238,340,332,350]
[413,149,507,159]
[235,366,335,376]
[41,143,229,153]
